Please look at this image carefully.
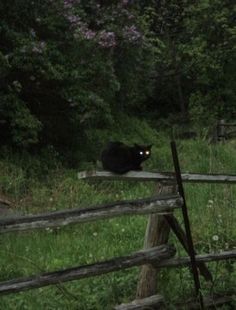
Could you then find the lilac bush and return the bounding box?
[123,25,142,43]
[0,0,155,157]
[98,31,116,48]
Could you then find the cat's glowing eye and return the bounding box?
[139,151,143,155]
[145,151,150,155]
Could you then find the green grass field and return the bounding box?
[0,139,236,309]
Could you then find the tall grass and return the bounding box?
[0,134,236,309]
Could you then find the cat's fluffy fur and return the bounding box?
[101,141,152,174]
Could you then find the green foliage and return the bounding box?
[1,94,42,146]
[184,0,236,116]
[139,0,236,121]
[0,0,156,161]
[1,0,235,163]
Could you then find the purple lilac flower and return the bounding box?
[83,29,96,40]
[98,31,116,48]
[65,13,80,25]
[123,25,142,43]
[63,0,81,28]
[122,0,129,5]
[63,0,80,9]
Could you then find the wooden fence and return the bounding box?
[216,119,236,141]
[0,170,236,308]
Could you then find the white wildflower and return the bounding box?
[212,235,219,241]
[207,199,214,208]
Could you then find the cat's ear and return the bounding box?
[148,144,153,149]
[134,143,140,148]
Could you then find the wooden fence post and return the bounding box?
[217,119,226,142]
[136,182,176,298]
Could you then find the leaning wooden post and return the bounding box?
[136,181,177,298]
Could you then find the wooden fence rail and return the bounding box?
[0,245,175,295]
[157,249,236,268]
[78,170,236,184]
[114,294,164,310]
[1,168,236,308]
[0,247,235,296]
[115,293,236,310]
[0,195,182,233]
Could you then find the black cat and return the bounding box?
[101,141,152,174]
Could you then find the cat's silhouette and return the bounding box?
[101,141,152,174]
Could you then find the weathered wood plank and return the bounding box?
[0,195,182,234]
[157,249,236,268]
[0,245,176,295]
[114,294,164,310]
[115,291,236,310]
[0,246,234,297]
[176,293,236,309]
[78,171,236,184]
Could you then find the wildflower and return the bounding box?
[212,235,219,241]
[93,232,98,237]
[207,199,214,208]
[121,228,125,233]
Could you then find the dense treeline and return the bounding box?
[0,0,235,165]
